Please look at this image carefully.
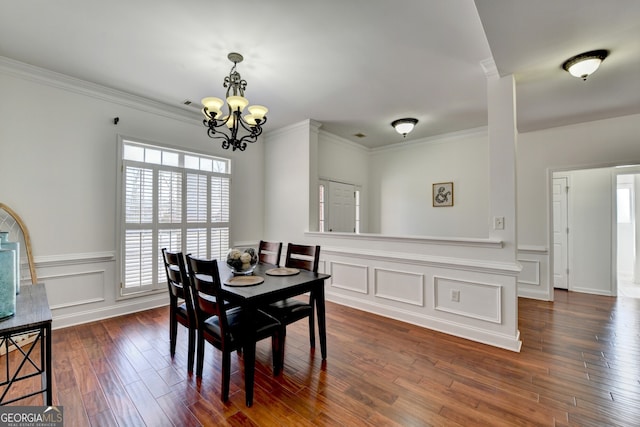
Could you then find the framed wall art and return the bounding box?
[432,182,454,207]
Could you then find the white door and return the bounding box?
[553,177,569,289]
[328,181,356,232]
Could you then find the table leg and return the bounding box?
[244,340,256,407]
[315,280,327,360]
[45,324,52,406]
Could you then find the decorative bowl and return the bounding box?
[226,247,258,275]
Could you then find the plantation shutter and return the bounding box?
[120,140,231,296]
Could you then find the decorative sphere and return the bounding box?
[226,247,258,275]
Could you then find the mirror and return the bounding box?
[0,203,37,285]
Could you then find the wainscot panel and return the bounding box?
[39,269,105,309]
[329,261,368,294]
[374,268,424,306]
[433,276,501,324]
[517,246,551,300]
[318,244,522,352]
[34,252,168,329]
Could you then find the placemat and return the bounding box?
[225,275,265,287]
[265,267,300,276]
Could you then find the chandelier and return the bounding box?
[201,53,268,151]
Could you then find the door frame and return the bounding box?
[613,166,640,295]
[548,163,640,301]
[552,174,570,291]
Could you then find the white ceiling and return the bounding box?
[1,0,638,149]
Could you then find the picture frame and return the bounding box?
[432,182,454,207]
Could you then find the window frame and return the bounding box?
[116,136,231,298]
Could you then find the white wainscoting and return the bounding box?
[320,246,522,352]
[433,276,501,323]
[373,268,424,306]
[517,245,551,300]
[34,252,168,329]
[329,261,368,294]
[38,269,106,309]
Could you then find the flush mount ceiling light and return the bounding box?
[562,49,609,81]
[201,53,268,151]
[391,118,418,137]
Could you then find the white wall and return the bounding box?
[262,121,314,243]
[517,113,640,300]
[0,59,265,327]
[566,168,614,295]
[317,131,369,232]
[266,80,522,352]
[369,129,489,237]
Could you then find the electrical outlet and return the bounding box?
[451,289,460,302]
[493,216,505,230]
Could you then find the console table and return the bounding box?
[0,285,52,405]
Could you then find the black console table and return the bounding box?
[0,285,52,405]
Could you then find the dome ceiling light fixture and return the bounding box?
[201,52,268,151]
[391,118,418,137]
[562,49,609,81]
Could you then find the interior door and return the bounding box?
[553,177,569,289]
[328,181,356,232]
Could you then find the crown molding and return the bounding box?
[0,55,201,125]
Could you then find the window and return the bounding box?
[355,189,360,233]
[319,183,325,232]
[319,180,361,233]
[119,139,230,296]
[617,186,632,224]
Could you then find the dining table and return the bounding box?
[217,261,331,407]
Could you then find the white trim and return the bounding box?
[51,294,169,330]
[306,231,503,248]
[319,245,520,276]
[517,245,547,254]
[0,56,200,125]
[326,291,521,352]
[34,252,115,267]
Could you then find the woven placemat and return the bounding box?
[225,275,265,287]
[265,267,300,276]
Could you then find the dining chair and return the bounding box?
[258,240,282,266]
[263,243,320,371]
[185,254,283,403]
[161,248,196,373]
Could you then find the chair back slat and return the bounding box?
[186,255,229,332]
[285,244,320,273]
[162,249,190,301]
[258,240,283,266]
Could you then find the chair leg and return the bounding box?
[309,307,316,349]
[278,326,287,373]
[272,330,283,376]
[196,331,205,377]
[169,307,177,357]
[187,326,196,373]
[221,350,231,402]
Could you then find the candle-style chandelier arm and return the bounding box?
[202,109,267,152]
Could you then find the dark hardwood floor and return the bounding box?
[3,289,640,426]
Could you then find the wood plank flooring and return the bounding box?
[2,289,640,426]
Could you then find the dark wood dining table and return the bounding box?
[217,261,331,407]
